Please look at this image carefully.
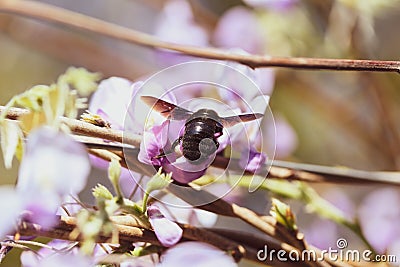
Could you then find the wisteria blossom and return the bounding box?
[21,240,92,267]
[154,195,218,228]
[158,242,237,267]
[15,127,90,228]
[147,205,183,247]
[0,186,25,238]
[358,188,400,254]
[153,0,208,65]
[213,7,265,54]
[88,77,146,199]
[89,77,138,130]
[305,188,355,249]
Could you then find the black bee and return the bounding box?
[141,96,263,164]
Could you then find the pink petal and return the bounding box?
[147,206,182,247]
[17,127,90,197]
[0,186,24,238]
[158,242,237,267]
[213,7,264,54]
[358,188,400,254]
[89,77,134,130]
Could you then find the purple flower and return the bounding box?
[147,205,183,247]
[260,114,298,159]
[121,258,156,267]
[154,0,209,65]
[139,120,173,166]
[21,249,91,267]
[21,240,109,266]
[16,127,90,228]
[89,77,147,199]
[17,127,90,196]
[323,188,355,221]
[89,77,137,130]
[304,218,338,250]
[158,242,237,267]
[213,7,265,54]
[154,196,217,228]
[358,188,400,254]
[0,186,25,238]
[304,188,356,250]
[239,147,267,173]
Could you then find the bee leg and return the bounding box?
[171,136,183,152]
[154,136,183,159]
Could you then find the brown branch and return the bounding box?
[2,106,400,186]
[110,215,246,262]
[0,106,141,147]
[16,215,271,265]
[0,0,399,73]
[18,216,160,245]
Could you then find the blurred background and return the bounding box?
[1,0,400,266]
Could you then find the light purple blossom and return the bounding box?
[0,186,25,238]
[213,7,265,54]
[273,116,298,159]
[21,240,110,266]
[89,77,147,198]
[154,0,209,65]
[162,155,213,184]
[139,120,173,166]
[358,188,400,254]
[89,77,141,131]
[121,258,156,267]
[16,127,90,228]
[239,147,267,173]
[305,188,355,250]
[158,242,237,267]
[304,218,338,250]
[21,249,91,267]
[147,205,183,247]
[154,196,217,228]
[17,127,90,196]
[323,188,355,220]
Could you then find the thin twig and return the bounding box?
[0,0,399,73]
[16,216,271,265]
[2,106,399,185]
[0,106,141,147]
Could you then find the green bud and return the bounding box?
[142,168,172,212]
[145,167,172,194]
[81,110,111,128]
[270,198,298,231]
[108,158,123,201]
[92,184,113,200]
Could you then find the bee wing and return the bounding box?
[141,96,193,120]
[220,113,263,127]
